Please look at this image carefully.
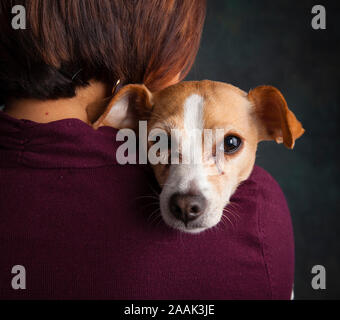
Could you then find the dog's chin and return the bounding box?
[180,226,208,234]
[163,218,210,234]
[160,210,222,234]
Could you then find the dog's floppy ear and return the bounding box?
[93,84,153,130]
[248,85,305,149]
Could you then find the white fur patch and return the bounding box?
[183,94,204,132]
[182,94,204,165]
[106,95,129,124]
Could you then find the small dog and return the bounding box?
[93,80,304,233]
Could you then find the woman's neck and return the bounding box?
[4,81,111,124]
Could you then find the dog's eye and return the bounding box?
[223,136,242,154]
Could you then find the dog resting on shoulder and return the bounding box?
[92,80,304,234]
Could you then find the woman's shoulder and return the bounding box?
[245,165,292,244]
[248,165,288,208]
[250,164,285,190]
[246,165,294,300]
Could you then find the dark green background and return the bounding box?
[187,0,340,299]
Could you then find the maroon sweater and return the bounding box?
[0,111,294,299]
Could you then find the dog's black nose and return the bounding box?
[169,193,207,224]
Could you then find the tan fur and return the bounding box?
[248,85,305,148]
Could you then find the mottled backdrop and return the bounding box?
[187,0,340,299]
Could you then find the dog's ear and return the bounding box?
[93,84,153,130]
[248,85,305,149]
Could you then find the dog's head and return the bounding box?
[93,80,304,233]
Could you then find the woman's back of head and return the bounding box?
[0,0,206,104]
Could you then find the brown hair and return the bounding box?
[0,0,206,104]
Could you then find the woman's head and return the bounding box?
[0,0,206,104]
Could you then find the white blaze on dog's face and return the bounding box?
[93,80,304,234]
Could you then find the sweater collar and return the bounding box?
[0,110,124,168]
